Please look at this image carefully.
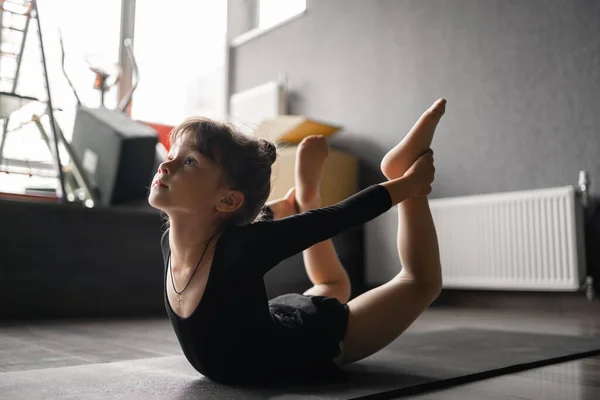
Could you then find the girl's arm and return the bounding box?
[230,175,417,276]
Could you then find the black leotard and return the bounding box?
[160,184,393,384]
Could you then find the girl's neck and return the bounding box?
[168,218,223,270]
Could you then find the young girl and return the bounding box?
[148,99,446,385]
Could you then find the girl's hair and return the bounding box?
[163,116,278,227]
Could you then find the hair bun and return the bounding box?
[260,139,278,165]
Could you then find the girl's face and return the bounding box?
[148,137,226,217]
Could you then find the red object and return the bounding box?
[139,121,174,151]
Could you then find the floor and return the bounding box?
[2,298,600,399]
[402,305,600,399]
[408,356,600,399]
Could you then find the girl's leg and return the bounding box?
[262,136,351,304]
[341,99,446,364]
[297,136,351,304]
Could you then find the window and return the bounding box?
[0,0,122,195]
[131,0,228,125]
[258,0,306,30]
[231,0,307,46]
[13,0,122,131]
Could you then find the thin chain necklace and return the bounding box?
[168,230,219,307]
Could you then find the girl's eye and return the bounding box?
[184,157,196,165]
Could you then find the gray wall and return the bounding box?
[230,0,600,287]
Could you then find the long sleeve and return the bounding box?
[228,184,393,276]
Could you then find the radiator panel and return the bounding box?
[429,186,585,291]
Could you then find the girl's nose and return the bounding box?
[158,162,169,175]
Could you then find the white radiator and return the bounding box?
[229,80,287,136]
[429,186,587,291]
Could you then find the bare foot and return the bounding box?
[265,187,298,219]
[295,135,329,211]
[381,98,446,180]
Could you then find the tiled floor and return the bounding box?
[0,318,180,373]
[1,301,600,399]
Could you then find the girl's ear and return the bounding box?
[217,190,244,213]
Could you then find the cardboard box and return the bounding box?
[249,115,357,205]
[268,144,358,207]
[255,115,341,144]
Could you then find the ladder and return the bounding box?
[0,0,67,203]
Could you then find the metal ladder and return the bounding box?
[0,0,67,202]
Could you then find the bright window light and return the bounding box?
[258,0,306,30]
[131,0,227,125]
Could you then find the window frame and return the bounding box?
[230,0,307,47]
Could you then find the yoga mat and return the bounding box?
[2,328,599,399]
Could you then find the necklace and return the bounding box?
[168,230,219,307]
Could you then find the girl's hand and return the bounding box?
[405,149,435,197]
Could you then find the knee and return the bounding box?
[325,280,351,304]
[305,280,351,304]
[335,278,352,303]
[337,283,351,304]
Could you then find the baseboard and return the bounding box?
[361,286,599,313]
[432,289,599,313]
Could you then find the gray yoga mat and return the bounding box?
[2,328,600,400]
